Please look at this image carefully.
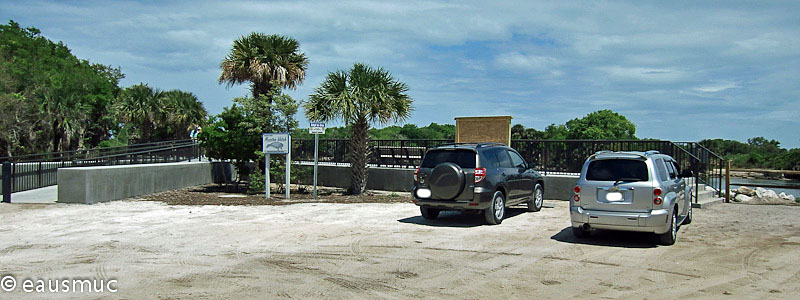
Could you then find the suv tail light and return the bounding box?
[653,188,662,196]
[654,197,663,205]
[474,168,486,183]
[414,167,420,182]
[574,186,581,194]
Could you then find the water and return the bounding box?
[725,178,800,198]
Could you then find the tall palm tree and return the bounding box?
[218,33,309,102]
[304,63,413,195]
[115,83,163,142]
[162,90,207,138]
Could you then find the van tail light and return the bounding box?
[653,188,663,205]
[414,167,420,182]
[574,186,581,194]
[474,168,486,183]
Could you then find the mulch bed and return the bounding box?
[138,184,413,206]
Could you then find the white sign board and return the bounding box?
[309,122,326,134]
[262,133,290,154]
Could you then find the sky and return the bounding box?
[2,1,799,147]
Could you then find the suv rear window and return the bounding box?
[586,159,649,181]
[421,150,476,169]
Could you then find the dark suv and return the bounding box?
[412,143,545,224]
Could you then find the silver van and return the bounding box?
[570,151,692,245]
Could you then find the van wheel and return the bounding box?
[420,206,440,220]
[485,191,505,225]
[572,227,589,238]
[527,183,544,212]
[659,209,678,245]
[682,205,692,225]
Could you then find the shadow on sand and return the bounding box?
[397,208,527,228]
[550,227,661,248]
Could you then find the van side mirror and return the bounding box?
[679,170,693,178]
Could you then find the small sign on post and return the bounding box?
[262,133,291,199]
[309,122,325,200]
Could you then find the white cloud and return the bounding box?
[494,52,561,75]
[692,82,739,93]
[600,66,688,84]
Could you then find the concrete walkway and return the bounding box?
[8,185,58,204]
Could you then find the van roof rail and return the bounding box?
[589,150,649,160]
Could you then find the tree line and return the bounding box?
[0,20,207,156]
[700,137,800,170]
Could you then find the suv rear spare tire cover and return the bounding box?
[430,162,466,199]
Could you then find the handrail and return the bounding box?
[76,142,197,161]
[691,142,726,161]
[0,139,194,162]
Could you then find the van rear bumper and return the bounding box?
[570,206,670,234]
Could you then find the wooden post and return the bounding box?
[725,160,731,203]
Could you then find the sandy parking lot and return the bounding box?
[1,198,800,299]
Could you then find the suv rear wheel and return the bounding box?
[527,183,544,212]
[420,206,440,220]
[484,191,505,225]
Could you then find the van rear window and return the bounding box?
[421,150,476,169]
[586,159,648,181]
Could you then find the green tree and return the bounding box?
[1,20,123,153]
[304,63,413,194]
[544,124,569,140]
[565,110,636,139]
[219,33,309,103]
[115,84,164,142]
[161,89,207,139]
[199,105,259,184]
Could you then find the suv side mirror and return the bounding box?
[679,170,693,178]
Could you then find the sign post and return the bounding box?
[309,122,326,200]
[262,133,291,199]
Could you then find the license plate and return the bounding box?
[606,192,623,202]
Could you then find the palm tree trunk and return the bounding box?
[348,117,370,195]
[251,82,274,103]
[52,118,62,152]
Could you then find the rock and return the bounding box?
[755,187,782,204]
[734,194,752,202]
[779,192,796,202]
[736,186,756,197]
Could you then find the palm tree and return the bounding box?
[115,84,163,142]
[218,33,309,102]
[304,63,413,195]
[162,90,207,138]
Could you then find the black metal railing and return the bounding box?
[0,139,195,163]
[1,140,200,200]
[291,138,727,202]
[292,139,451,168]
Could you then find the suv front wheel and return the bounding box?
[485,191,505,225]
[527,183,544,212]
